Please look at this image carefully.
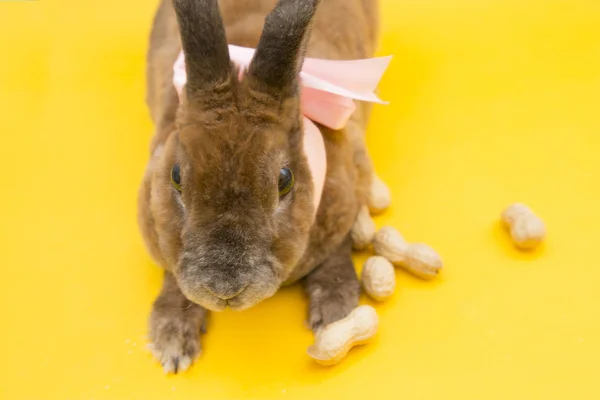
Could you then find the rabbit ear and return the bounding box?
[173,0,231,94]
[248,0,321,97]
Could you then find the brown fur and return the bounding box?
[138,0,379,373]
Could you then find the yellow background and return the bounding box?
[1,0,599,399]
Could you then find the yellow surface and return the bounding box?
[1,0,599,399]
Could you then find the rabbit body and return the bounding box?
[139,0,379,373]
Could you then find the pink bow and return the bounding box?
[173,45,391,214]
[174,45,390,129]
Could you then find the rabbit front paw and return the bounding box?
[308,287,359,332]
[149,274,207,374]
[305,236,360,332]
[149,304,206,374]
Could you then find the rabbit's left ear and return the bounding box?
[173,0,231,96]
[247,0,321,97]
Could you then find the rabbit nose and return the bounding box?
[203,282,248,300]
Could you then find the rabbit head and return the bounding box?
[151,0,322,311]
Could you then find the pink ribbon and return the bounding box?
[173,45,391,214]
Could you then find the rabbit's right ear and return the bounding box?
[248,0,321,97]
[172,0,231,95]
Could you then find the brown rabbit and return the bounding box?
[138,0,380,373]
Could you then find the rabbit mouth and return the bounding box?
[186,292,258,312]
[190,295,257,312]
[195,294,228,312]
[179,280,276,312]
[224,296,250,311]
[202,283,251,311]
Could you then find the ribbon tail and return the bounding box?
[302,87,356,130]
[173,51,186,97]
[303,117,327,212]
[301,73,388,104]
[301,55,392,95]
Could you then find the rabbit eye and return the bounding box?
[278,167,294,197]
[171,164,182,191]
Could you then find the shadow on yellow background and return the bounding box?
[1,0,599,399]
